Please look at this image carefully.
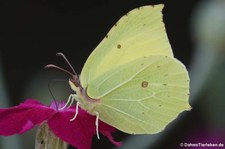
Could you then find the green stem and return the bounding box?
[35,123,68,149]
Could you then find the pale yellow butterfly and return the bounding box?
[46,4,190,138]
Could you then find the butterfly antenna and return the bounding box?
[45,64,74,77]
[56,52,78,77]
[45,52,81,87]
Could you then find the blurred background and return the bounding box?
[1,0,225,148]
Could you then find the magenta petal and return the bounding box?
[48,107,121,149]
[0,99,56,136]
[0,99,121,148]
[22,99,44,105]
[48,108,94,149]
[100,131,122,147]
[98,120,122,147]
[19,120,34,134]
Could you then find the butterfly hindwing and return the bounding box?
[88,56,190,134]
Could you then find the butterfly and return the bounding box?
[46,4,190,139]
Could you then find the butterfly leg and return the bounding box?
[95,111,100,140]
[59,94,78,110]
[70,102,79,121]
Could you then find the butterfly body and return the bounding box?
[69,80,100,115]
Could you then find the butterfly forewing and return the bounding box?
[80,5,173,88]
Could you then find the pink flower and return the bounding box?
[0,99,121,149]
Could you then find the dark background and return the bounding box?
[0,0,202,148]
